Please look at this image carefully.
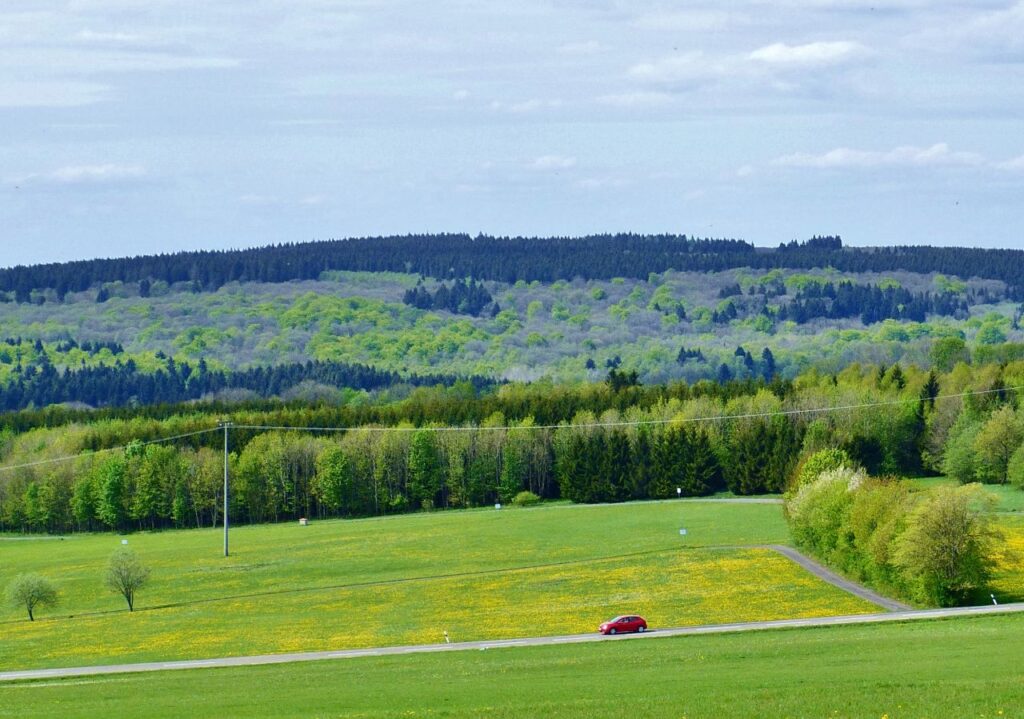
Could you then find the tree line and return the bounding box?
[0,409,800,534]
[0,371,784,436]
[6,358,1015,534]
[2,234,1023,301]
[0,355,492,411]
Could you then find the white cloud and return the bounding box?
[489,98,562,113]
[773,143,984,169]
[74,29,177,49]
[597,91,674,108]
[736,164,755,178]
[909,2,1024,61]
[575,176,631,190]
[627,52,725,88]
[0,47,240,74]
[531,155,577,171]
[748,41,869,68]
[46,164,147,184]
[0,80,108,107]
[626,40,871,94]
[997,155,1024,171]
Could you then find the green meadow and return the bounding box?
[0,501,879,670]
[3,614,1022,718]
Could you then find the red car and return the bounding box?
[598,615,648,635]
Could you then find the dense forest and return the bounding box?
[0,355,490,412]
[3,234,1024,301]
[2,359,1022,535]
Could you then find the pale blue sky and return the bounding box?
[2,0,1022,267]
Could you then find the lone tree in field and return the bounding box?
[6,574,58,621]
[106,548,151,611]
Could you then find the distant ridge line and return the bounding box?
[2,234,1022,301]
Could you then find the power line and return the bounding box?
[0,384,1018,475]
[233,385,1021,434]
[0,427,220,474]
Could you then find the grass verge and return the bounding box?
[2,614,1022,718]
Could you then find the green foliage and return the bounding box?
[977,323,1008,345]
[511,490,540,507]
[95,455,130,530]
[791,448,855,489]
[785,274,827,292]
[973,405,1024,484]
[1008,444,1024,489]
[3,358,1024,536]
[930,336,969,371]
[934,274,968,294]
[106,548,151,611]
[408,430,442,509]
[893,485,1001,606]
[786,467,863,557]
[6,573,58,621]
[787,472,1002,607]
[313,445,352,513]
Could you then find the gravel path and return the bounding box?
[761,544,912,611]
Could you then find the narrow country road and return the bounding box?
[761,544,912,611]
[2,603,1021,683]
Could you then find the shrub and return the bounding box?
[789,448,855,491]
[786,466,864,560]
[892,485,1001,606]
[786,470,1003,607]
[512,491,540,507]
[847,478,911,586]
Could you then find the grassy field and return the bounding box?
[990,514,1024,603]
[2,614,1022,718]
[909,477,1024,513]
[0,501,879,670]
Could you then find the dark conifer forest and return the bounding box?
[2,234,1024,300]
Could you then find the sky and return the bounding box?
[1,0,1023,268]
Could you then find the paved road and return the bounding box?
[2,602,1021,683]
[761,545,912,611]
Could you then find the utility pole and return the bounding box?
[219,420,233,557]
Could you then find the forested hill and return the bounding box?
[3,234,1024,301]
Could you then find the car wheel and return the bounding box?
[637,625,645,633]
[609,628,617,635]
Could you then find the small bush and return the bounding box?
[512,491,540,507]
